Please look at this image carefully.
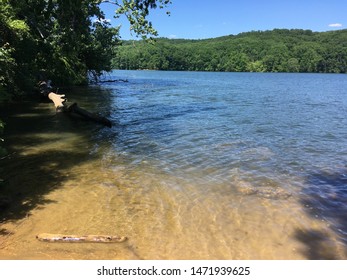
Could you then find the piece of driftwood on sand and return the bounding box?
[36,233,127,243]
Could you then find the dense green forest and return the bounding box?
[112,29,347,73]
[0,0,170,97]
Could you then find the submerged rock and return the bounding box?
[235,181,292,200]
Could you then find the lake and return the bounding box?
[1,70,347,259]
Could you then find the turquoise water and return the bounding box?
[1,70,347,259]
[105,71,347,187]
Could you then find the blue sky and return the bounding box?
[101,0,346,39]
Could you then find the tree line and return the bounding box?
[112,29,347,73]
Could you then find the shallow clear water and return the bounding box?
[1,71,347,259]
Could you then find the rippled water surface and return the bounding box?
[1,71,347,259]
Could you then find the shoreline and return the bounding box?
[1,73,347,260]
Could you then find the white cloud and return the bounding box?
[168,34,177,39]
[328,23,342,27]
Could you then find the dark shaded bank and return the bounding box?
[296,168,347,259]
[0,103,87,225]
[0,86,113,228]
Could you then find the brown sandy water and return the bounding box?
[1,72,347,259]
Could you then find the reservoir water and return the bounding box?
[1,71,347,259]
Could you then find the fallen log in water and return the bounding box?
[36,233,127,243]
[98,79,128,83]
[48,92,66,112]
[67,102,112,127]
[39,81,112,127]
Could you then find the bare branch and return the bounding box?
[100,0,121,7]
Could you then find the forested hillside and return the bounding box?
[112,29,347,73]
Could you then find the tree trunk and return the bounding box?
[67,102,112,127]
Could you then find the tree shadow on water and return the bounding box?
[0,101,101,232]
[296,168,347,259]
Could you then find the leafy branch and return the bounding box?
[101,0,171,39]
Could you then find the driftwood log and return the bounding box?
[66,102,112,127]
[38,81,112,127]
[98,79,128,83]
[36,233,127,243]
[48,92,66,112]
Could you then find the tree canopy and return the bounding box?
[0,0,171,98]
[112,29,347,73]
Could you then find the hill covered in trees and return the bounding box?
[112,29,347,73]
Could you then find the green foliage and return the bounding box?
[0,0,32,97]
[114,0,171,40]
[0,0,170,100]
[112,29,347,73]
